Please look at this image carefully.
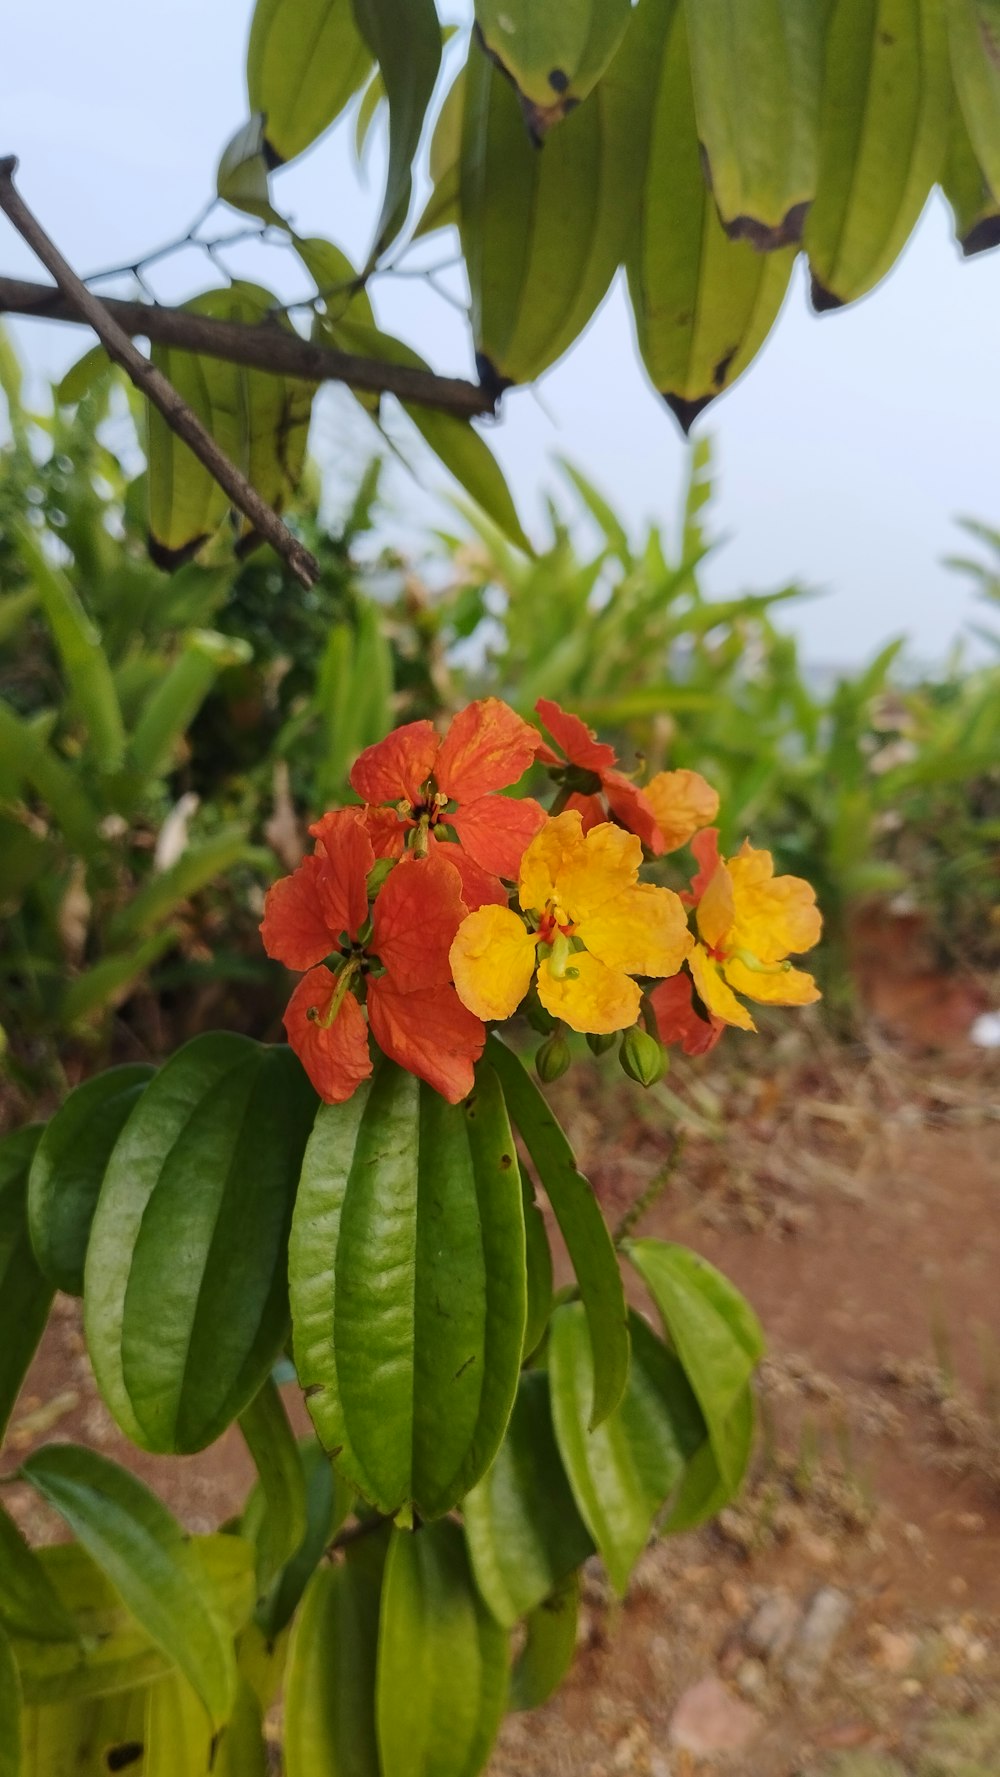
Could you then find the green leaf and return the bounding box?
[664,1386,755,1532]
[28,1065,155,1297]
[0,1126,54,1447]
[685,0,822,247]
[284,1547,385,1777]
[246,0,372,165]
[412,65,465,239]
[351,0,442,258]
[0,701,99,856]
[239,1376,308,1594]
[20,1688,147,1775]
[107,825,252,943]
[626,0,794,433]
[484,1036,629,1428]
[143,1668,216,1776]
[548,1305,705,1594]
[508,1572,579,1712]
[377,1521,509,1777]
[21,1446,239,1730]
[0,1503,80,1643]
[290,1060,526,1520]
[0,1624,22,1777]
[946,0,1000,199]
[474,0,632,134]
[254,1439,352,1640]
[463,1369,593,1627]
[13,522,125,773]
[624,1238,764,1491]
[521,1174,553,1360]
[942,88,1000,256]
[805,0,951,309]
[59,928,178,1027]
[217,114,287,225]
[84,1033,317,1454]
[215,1678,269,1777]
[56,344,110,407]
[128,628,253,781]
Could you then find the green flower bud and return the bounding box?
[536,1031,572,1083]
[586,1030,617,1056]
[523,987,559,1035]
[619,1025,666,1088]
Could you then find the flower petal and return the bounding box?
[283,967,372,1103]
[518,811,587,917]
[358,805,409,859]
[603,772,665,853]
[688,944,755,1031]
[648,973,725,1057]
[535,698,616,773]
[447,793,547,878]
[723,956,821,1007]
[371,850,467,992]
[450,905,537,1022]
[726,843,822,962]
[308,808,375,943]
[644,770,721,853]
[695,859,735,953]
[537,950,640,1035]
[349,720,440,807]
[435,698,540,801]
[367,978,484,1104]
[577,883,693,979]
[689,827,722,900]
[429,835,508,910]
[565,791,605,833]
[260,855,338,971]
[557,820,643,923]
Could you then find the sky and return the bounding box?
[2,0,999,667]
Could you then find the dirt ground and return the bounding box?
[4,974,1000,1777]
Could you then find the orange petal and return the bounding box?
[308,808,375,943]
[537,950,641,1035]
[261,855,338,971]
[349,720,440,807]
[644,770,721,853]
[535,699,616,773]
[603,772,665,853]
[358,805,409,859]
[695,861,735,954]
[450,905,538,1022]
[577,883,693,979]
[689,827,722,901]
[435,698,540,801]
[371,850,467,992]
[723,956,821,1007]
[688,944,755,1031]
[648,973,725,1057]
[367,978,484,1104]
[429,835,508,910]
[565,791,606,833]
[726,843,822,962]
[283,967,372,1103]
[447,793,547,878]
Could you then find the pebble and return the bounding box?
[735,1657,768,1700]
[744,1590,800,1663]
[869,1627,918,1673]
[783,1587,852,1699]
[668,1677,764,1755]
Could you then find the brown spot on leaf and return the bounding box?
[475,351,515,408]
[499,1152,513,1169]
[663,390,713,436]
[962,214,1000,257]
[809,272,844,313]
[712,347,737,389]
[147,532,209,572]
[723,199,810,251]
[106,1747,144,1773]
[548,68,569,93]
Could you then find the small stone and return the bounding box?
[798,1530,838,1569]
[613,1724,649,1770]
[668,1677,764,1755]
[744,1590,800,1663]
[735,1657,768,1700]
[955,1511,985,1533]
[783,1587,852,1698]
[900,1677,922,1697]
[721,1579,748,1615]
[870,1627,917,1673]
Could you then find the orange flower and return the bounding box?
[261,809,484,1103]
[349,699,546,898]
[648,972,725,1057]
[683,829,822,1031]
[534,700,719,856]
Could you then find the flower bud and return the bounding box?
[535,1031,572,1083]
[523,988,559,1035]
[586,1031,617,1056]
[619,1025,666,1088]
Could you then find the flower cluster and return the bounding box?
[261,698,822,1104]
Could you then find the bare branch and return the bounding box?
[0,157,320,588]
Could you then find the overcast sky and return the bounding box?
[3,0,999,666]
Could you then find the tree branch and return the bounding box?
[0,157,320,588]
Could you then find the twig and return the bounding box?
[0,157,320,588]
[613,1135,686,1244]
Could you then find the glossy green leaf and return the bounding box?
[664,1385,756,1532]
[508,1572,579,1712]
[246,0,372,165]
[463,1369,593,1627]
[0,1503,80,1643]
[377,1521,509,1777]
[14,522,125,772]
[549,1305,705,1594]
[351,0,442,257]
[290,1061,526,1520]
[0,1126,53,1447]
[946,0,1000,198]
[21,1446,239,1730]
[685,0,822,246]
[0,1626,21,1777]
[624,1238,763,1490]
[216,114,286,225]
[284,1548,385,1777]
[254,1438,352,1639]
[85,1033,317,1454]
[484,1036,629,1428]
[28,1065,155,1297]
[474,0,631,134]
[942,90,1000,255]
[805,0,951,309]
[627,0,794,433]
[8,1535,253,1707]
[521,1174,553,1360]
[238,1377,308,1594]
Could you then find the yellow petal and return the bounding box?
[689,944,755,1032]
[537,950,640,1035]
[644,769,720,852]
[577,884,693,979]
[695,860,735,952]
[519,811,586,917]
[449,905,537,1021]
[723,956,821,1007]
[556,821,642,923]
[727,842,822,962]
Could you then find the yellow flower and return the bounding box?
[687,832,821,1031]
[450,812,692,1035]
[644,769,720,852]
